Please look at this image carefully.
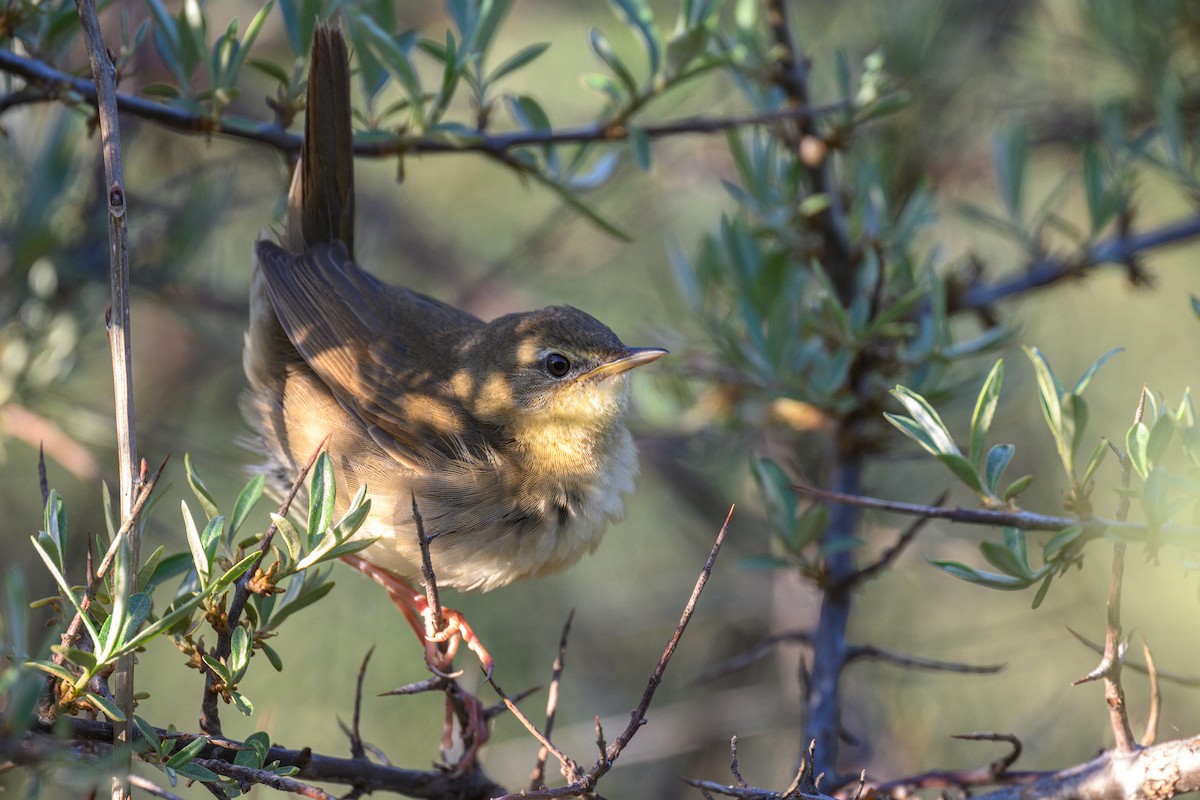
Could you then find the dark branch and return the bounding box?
[956,213,1200,310]
[0,46,847,157]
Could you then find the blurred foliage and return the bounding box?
[4,0,1200,798]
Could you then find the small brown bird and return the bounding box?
[241,25,664,679]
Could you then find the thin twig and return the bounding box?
[836,491,948,590]
[491,505,733,800]
[487,673,583,783]
[530,610,574,791]
[200,437,327,737]
[411,495,444,636]
[952,732,1023,776]
[1141,640,1161,747]
[192,760,337,800]
[1065,627,1200,687]
[348,647,373,760]
[957,215,1200,310]
[846,644,1005,674]
[730,736,748,788]
[127,775,185,800]
[792,481,1200,540]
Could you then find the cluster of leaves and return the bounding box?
[4,452,370,774]
[886,345,1200,606]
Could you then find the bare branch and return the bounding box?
[1142,640,1162,748]
[837,491,948,590]
[490,505,732,800]
[698,630,812,683]
[956,214,1200,311]
[0,47,847,158]
[845,644,1005,674]
[1066,627,1200,687]
[530,610,575,791]
[487,673,583,784]
[792,482,1200,541]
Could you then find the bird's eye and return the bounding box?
[544,353,571,378]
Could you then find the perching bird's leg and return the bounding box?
[341,553,493,769]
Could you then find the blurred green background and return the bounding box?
[4,1,1200,797]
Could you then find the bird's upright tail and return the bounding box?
[283,22,355,256]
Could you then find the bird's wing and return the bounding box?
[254,239,484,469]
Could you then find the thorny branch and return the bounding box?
[491,505,733,800]
[1066,628,1200,688]
[1072,391,1145,752]
[530,610,575,791]
[791,482,1200,541]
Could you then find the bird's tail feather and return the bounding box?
[284,22,355,256]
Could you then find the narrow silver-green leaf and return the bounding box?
[231,474,265,540]
[185,454,219,520]
[969,360,1004,470]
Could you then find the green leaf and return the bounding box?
[488,41,550,83]
[229,626,251,677]
[607,0,662,76]
[141,552,193,594]
[201,516,225,566]
[50,645,97,671]
[980,539,1032,579]
[984,444,1015,493]
[1072,347,1122,395]
[84,692,126,722]
[182,500,210,586]
[268,579,336,628]
[185,454,220,520]
[1032,573,1054,609]
[330,492,371,542]
[969,361,1004,470]
[928,559,1034,590]
[1043,526,1083,561]
[1082,440,1109,486]
[752,457,797,540]
[889,386,961,456]
[307,453,335,547]
[261,641,284,672]
[588,27,638,95]
[935,453,986,495]
[1147,412,1175,466]
[1001,474,1034,501]
[993,124,1028,217]
[630,125,651,171]
[120,554,258,654]
[174,762,220,783]
[30,534,101,649]
[231,474,265,540]
[739,555,790,571]
[665,23,708,77]
[135,715,163,753]
[236,732,271,769]
[271,513,304,562]
[1127,421,1150,480]
[166,735,209,768]
[231,691,255,716]
[26,659,80,683]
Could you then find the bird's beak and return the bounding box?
[583,347,668,379]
